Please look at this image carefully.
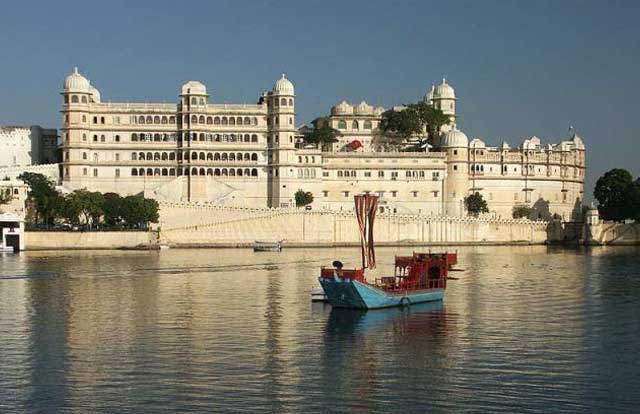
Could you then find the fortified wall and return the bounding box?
[158,202,551,247]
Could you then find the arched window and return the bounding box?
[229,117,235,126]
[93,135,98,142]
[132,168,138,176]
[82,133,87,141]
[281,98,287,106]
[82,115,86,123]
[154,152,160,161]
[154,116,160,124]
[147,168,153,176]
[221,153,228,161]
[191,97,197,105]
[138,116,145,124]
[132,153,137,161]
[146,116,152,124]
[169,168,176,176]
[338,171,343,177]
[169,152,175,160]
[352,120,359,130]
[288,98,293,106]
[235,117,241,125]
[199,152,205,160]
[214,153,220,161]
[230,134,236,142]
[214,117,220,125]
[139,168,145,176]
[71,95,79,103]
[64,95,69,104]
[162,168,168,176]
[229,169,236,176]
[222,117,228,125]
[199,133,205,141]
[139,152,145,160]
[243,153,250,161]
[251,134,258,142]
[215,134,221,142]
[244,117,251,125]
[153,168,160,176]
[252,117,257,125]
[162,116,168,124]
[83,152,87,160]
[244,168,251,176]
[229,153,235,161]
[214,168,221,176]
[207,153,213,161]
[191,115,198,123]
[207,168,213,176]
[81,96,87,103]
[169,116,175,124]
[338,120,347,129]
[183,168,189,176]
[191,152,197,160]
[237,169,243,176]
[221,168,228,176]
[199,168,206,176]
[251,153,258,161]
[161,153,168,160]
[244,134,250,142]
[364,120,372,129]
[251,168,258,177]
[199,115,205,124]
[206,116,212,125]
[100,135,105,142]
[115,135,120,142]
[192,167,198,175]
[154,133,161,142]
[236,152,242,160]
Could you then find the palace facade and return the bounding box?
[60,69,585,220]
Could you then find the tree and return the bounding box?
[594,168,633,221]
[295,189,314,207]
[464,192,489,217]
[121,195,159,229]
[102,192,124,227]
[379,101,450,150]
[512,204,534,219]
[18,172,63,226]
[66,189,104,228]
[304,118,341,149]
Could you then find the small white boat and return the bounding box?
[253,240,283,252]
[159,244,170,250]
[310,286,328,302]
[0,245,15,253]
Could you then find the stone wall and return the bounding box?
[25,231,155,250]
[158,202,551,247]
[585,222,640,245]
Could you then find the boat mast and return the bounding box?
[354,194,379,270]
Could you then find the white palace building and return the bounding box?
[60,68,585,220]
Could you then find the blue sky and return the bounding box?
[1,0,638,196]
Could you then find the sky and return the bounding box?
[1,0,638,197]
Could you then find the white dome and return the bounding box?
[331,100,354,115]
[272,73,294,95]
[181,81,207,95]
[433,78,456,100]
[425,84,435,102]
[89,85,101,103]
[441,128,469,147]
[354,101,373,115]
[64,67,90,92]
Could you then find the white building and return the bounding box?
[59,69,585,220]
[0,126,58,168]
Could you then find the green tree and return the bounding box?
[379,102,450,150]
[17,172,62,226]
[512,204,534,219]
[121,195,159,229]
[464,192,489,217]
[295,189,314,207]
[304,118,341,149]
[594,168,633,221]
[66,189,105,228]
[102,192,123,227]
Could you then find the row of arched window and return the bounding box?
[132,151,259,162]
[273,98,294,107]
[131,132,259,143]
[133,116,176,125]
[187,115,259,126]
[65,95,94,104]
[337,120,373,130]
[131,167,259,177]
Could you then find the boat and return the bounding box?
[0,245,15,253]
[318,194,457,310]
[253,240,283,252]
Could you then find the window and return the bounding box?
[378,171,384,177]
[412,191,418,198]
[337,120,347,129]
[352,120,359,130]
[453,165,458,171]
[82,134,87,141]
[83,168,87,176]
[364,120,372,130]
[93,168,98,177]
[100,117,105,124]
[93,135,98,142]
[71,95,79,103]
[115,135,120,142]
[115,154,120,161]
[344,191,350,198]
[364,171,371,177]
[115,169,120,178]
[83,152,87,160]
[391,191,397,197]
[93,116,98,124]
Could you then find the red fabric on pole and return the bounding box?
[354,194,379,269]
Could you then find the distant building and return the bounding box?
[0,126,58,168]
[59,68,585,220]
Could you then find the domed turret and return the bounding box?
[433,78,456,100]
[89,85,101,103]
[64,67,90,92]
[354,101,373,115]
[272,73,294,95]
[181,80,207,96]
[425,84,435,102]
[440,127,469,148]
[331,100,354,115]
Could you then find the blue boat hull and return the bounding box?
[318,277,444,310]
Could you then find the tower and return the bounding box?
[431,78,457,133]
[441,128,470,216]
[178,80,208,201]
[61,67,93,184]
[267,74,296,207]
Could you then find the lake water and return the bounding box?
[1,246,639,413]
